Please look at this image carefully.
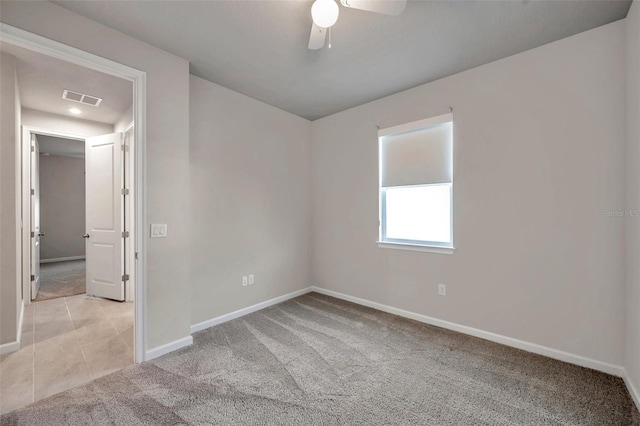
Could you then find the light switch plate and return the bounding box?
[150,224,167,238]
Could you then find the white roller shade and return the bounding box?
[379,113,452,188]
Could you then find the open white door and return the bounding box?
[30,135,41,300]
[85,132,125,301]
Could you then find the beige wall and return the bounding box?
[114,104,133,134]
[626,0,640,404]
[0,53,22,346]
[22,108,113,137]
[189,75,311,325]
[311,21,626,366]
[39,155,86,260]
[1,1,191,352]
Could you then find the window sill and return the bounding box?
[376,241,455,255]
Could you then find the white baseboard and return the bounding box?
[145,335,193,361]
[147,288,312,362]
[17,299,24,345]
[310,286,625,378]
[191,287,313,334]
[0,300,24,355]
[40,255,85,264]
[0,340,20,355]
[624,372,640,412]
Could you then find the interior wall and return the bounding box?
[311,21,626,366]
[39,155,86,261]
[114,104,133,133]
[22,108,112,136]
[1,1,191,353]
[626,0,640,404]
[0,52,22,346]
[189,75,311,326]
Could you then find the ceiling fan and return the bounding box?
[308,0,407,50]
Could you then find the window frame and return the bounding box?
[380,182,453,248]
[377,114,455,255]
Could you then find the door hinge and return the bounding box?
[31,146,34,152]
[30,274,35,282]
[121,188,129,196]
[122,274,129,282]
[122,231,129,238]
[31,231,34,238]
[121,144,129,152]
[31,189,34,196]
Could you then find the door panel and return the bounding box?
[30,135,40,299]
[86,133,124,301]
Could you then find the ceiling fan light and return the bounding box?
[311,0,339,28]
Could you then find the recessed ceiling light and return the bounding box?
[68,107,82,115]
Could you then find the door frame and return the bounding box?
[22,127,136,302]
[3,23,147,363]
[21,127,85,305]
[123,122,135,303]
[29,133,41,300]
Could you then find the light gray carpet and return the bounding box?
[34,260,86,302]
[2,293,639,425]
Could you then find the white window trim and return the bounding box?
[377,112,454,254]
[376,241,455,255]
[378,113,452,137]
[379,183,453,248]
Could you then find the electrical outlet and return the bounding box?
[248,274,255,285]
[438,283,447,296]
[242,276,248,286]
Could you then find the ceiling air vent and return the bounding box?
[62,89,103,107]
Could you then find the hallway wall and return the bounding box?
[22,108,112,136]
[39,155,86,261]
[0,52,22,347]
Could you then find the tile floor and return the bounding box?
[0,294,134,415]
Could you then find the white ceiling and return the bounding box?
[37,135,84,159]
[0,42,132,124]
[53,0,631,121]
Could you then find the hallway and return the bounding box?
[0,295,133,414]
[35,260,86,302]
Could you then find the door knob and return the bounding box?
[82,233,90,239]
[38,232,46,237]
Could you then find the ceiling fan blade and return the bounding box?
[340,0,406,16]
[308,23,327,50]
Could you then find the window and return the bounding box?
[378,113,454,253]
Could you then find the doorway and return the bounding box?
[0,24,146,415]
[28,130,135,304]
[32,133,86,302]
[16,124,135,410]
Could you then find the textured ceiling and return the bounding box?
[53,0,631,121]
[0,41,132,124]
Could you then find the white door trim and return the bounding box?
[122,122,135,303]
[2,23,148,363]
[21,127,86,307]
